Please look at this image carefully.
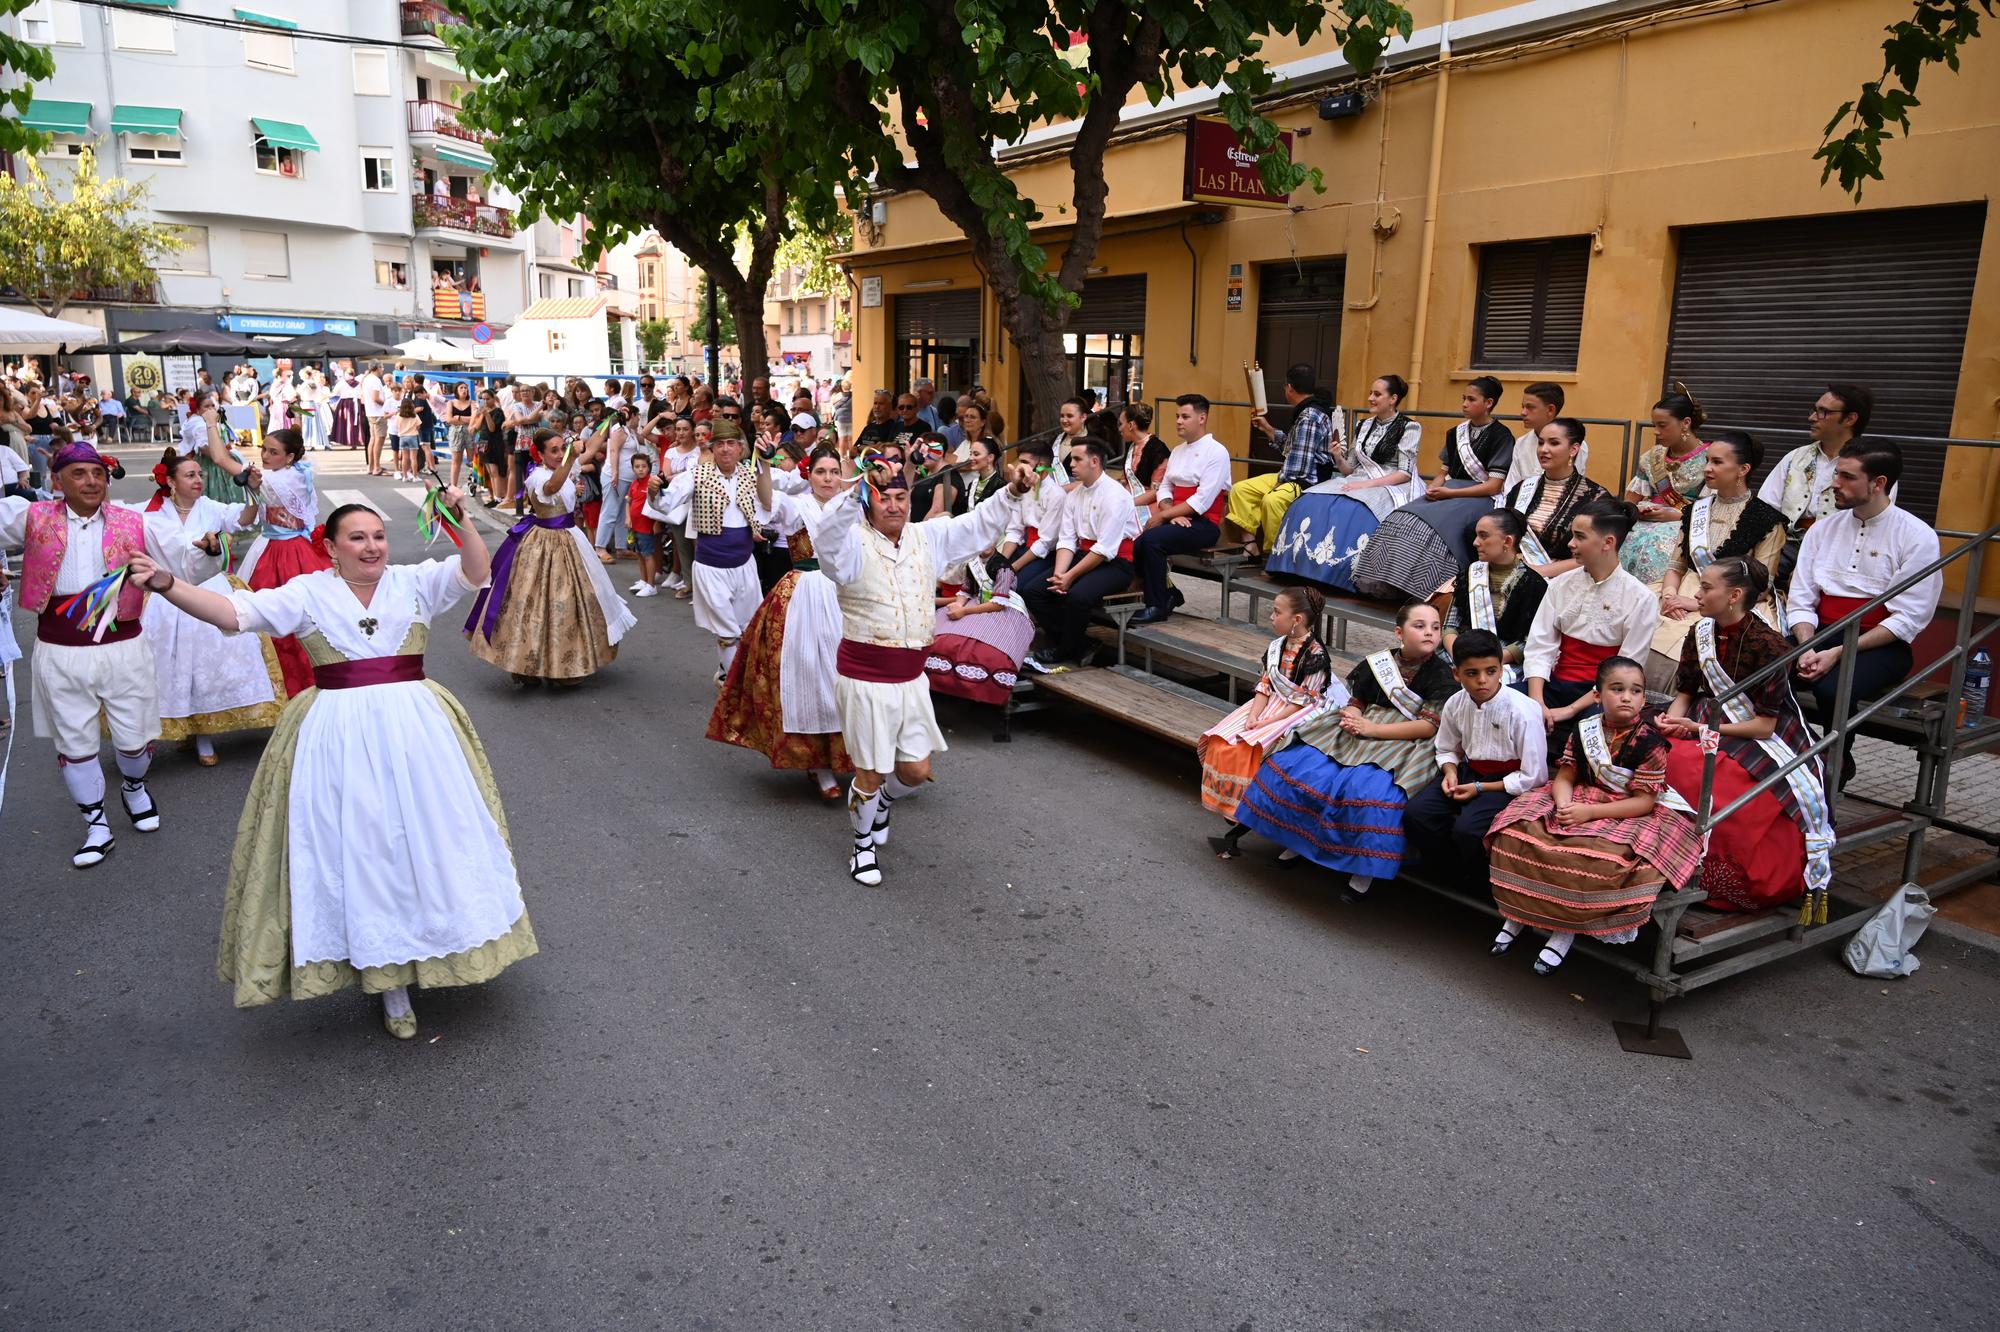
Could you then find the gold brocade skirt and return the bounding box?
[465,525,616,680]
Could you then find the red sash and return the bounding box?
[1022,525,1040,549]
[1553,633,1620,684]
[313,655,427,689]
[1818,593,1890,635]
[838,640,927,684]
[1115,535,1136,562]
[37,612,142,647]
[1465,759,1520,780]
[1170,482,1227,526]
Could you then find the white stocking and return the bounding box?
[882,773,923,801]
[847,781,884,839]
[381,985,414,1019]
[60,756,106,807]
[718,639,739,674]
[1346,874,1374,898]
[809,767,836,790]
[194,735,215,758]
[113,745,152,781]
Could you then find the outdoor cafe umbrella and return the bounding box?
[0,307,104,347]
[394,334,480,363]
[267,330,398,359]
[112,325,269,356]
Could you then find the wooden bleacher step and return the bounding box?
[1031,664,1226,750]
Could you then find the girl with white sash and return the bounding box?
[1205,586,1346,855]
[1500,418,1608,579]
[1486,655,1703,975]
[1232,603,1456,900]
[1444,509,1551,685]
[1651,431,1789,668]
[1658,557,1833,921]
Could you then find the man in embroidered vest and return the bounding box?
[1787,439,1940,787]
[815,454,1035,885]
[0,442,163,867]
[1758,383,1892,592]
[647,420,772,682]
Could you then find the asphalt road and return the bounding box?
[4,468,1998,1331]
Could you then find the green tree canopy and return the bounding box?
[0,148,185,317]
[692,0,1412,426]
[1818,0,1993,198]
[448,0,845,386]
[0,0,59,156]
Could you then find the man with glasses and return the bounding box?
[1759,383,1892,592]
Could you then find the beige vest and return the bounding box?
[835,521,941,650]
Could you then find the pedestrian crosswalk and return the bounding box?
[320,487,435,523]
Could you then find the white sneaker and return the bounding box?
[628,580,648,593]
[635,585,659,598]
[664,574,687,591]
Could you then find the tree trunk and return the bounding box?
[717,272,766,398]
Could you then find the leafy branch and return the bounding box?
[1816,0,1993,198]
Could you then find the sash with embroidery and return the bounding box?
[1686,493,1717,571]
[1577,715,1697,816]
[1465,561,1523,684]
[1264,634,1345,714]
[1366,649,1425,721]
[1505,481,1556,567]
[1694,616,1834,918]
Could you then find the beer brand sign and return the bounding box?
[1182,117,1294,210]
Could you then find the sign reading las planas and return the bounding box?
[1182,116,1294,210]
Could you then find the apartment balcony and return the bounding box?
[412,193,515,239]
[1,280,158,306]
[430,288,488,323]
[407,99,488,149]
[400,2,463,38]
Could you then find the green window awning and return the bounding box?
[434,145,490,170]
[126,0,179,6]
[233,8,296,29]
[19,100,91,135]
[250,117,318,152]
[111,105,182,136]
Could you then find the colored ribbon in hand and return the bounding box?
[51,563,134,643]
[415,486,465,548]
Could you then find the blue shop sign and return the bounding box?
[221,314,358,337]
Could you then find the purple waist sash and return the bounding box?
[695,524,754,568]
[466,512,575,640]
[314,655,426,689]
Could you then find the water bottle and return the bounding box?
[1963,648,1991,728]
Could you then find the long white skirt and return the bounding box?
[561,525,637,645]
[692,559,762,640]
[778,569,843,734]
[287,677,524,970]
[143,572,279,722]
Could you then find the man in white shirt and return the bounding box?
[813,454,1031,885]
[646,420,770,680]
[1523,498,1661,735]
[1405,628,1549,882]
[359,363,390,476]
[1130,393,1231,626]
[1759,383,1891,589]
[1786,439,1941,780]
[997,437,1065,593]
[0,443,165,868]
[1021,436,1136,672]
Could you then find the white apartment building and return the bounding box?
[763,264,849,382]
[4,0,533,389]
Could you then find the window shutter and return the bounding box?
[241,229,289,278]
[894,290,979,340]
[1472,237,1589,372]
[1072,275,1147,335]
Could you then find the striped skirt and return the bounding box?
[1485,785,1702,942]
[1234,744,1411,875]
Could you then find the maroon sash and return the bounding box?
[313,655,427,690]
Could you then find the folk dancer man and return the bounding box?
[1786,439,1940,787]
[0,442,163,867]
[647,419,773,682]
[814,455,1035,886]
[1235,363,1336,560]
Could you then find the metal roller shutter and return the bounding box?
[1663,204,1985,523]
[893,290,980,340]
[1072,275,1148,335]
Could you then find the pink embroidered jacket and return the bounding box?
[19,500,149,622]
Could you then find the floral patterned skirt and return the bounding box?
[707,571,853,772]
[465,525,617,680]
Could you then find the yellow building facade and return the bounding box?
[841,0,2000,548]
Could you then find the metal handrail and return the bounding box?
[1691,514,2000,835]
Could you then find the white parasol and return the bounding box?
[0,307,104,347]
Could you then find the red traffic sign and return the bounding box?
[471,323,493,344]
